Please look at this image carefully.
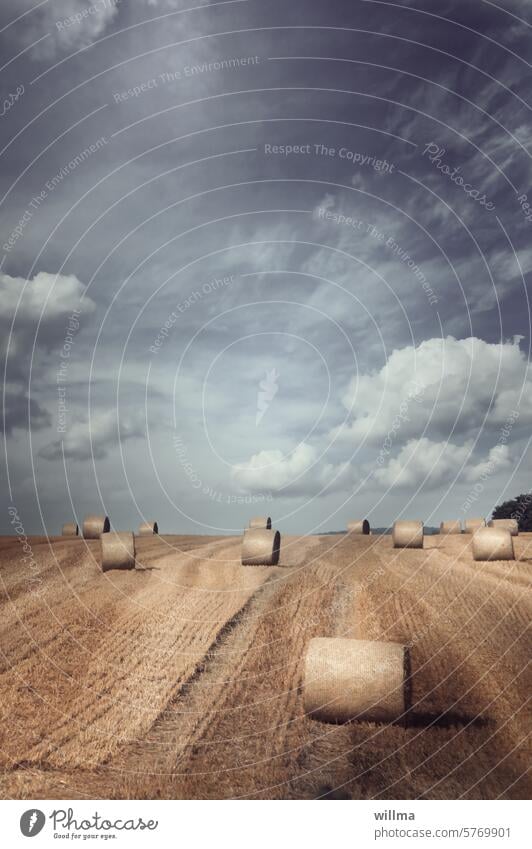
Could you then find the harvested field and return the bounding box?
[0,533,530,799]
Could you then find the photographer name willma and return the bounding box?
[19,807,158,839]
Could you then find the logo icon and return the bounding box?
[20,810,45,837]
[256,368,279,426]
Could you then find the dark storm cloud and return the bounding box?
[1,0,531,533]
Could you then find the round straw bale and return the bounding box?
[392,520,423,549]
[138,521,159,535]
[241,528,280,565]
[488,518,518,536]
[439,520,462,534]
[304,638,407,724]
[62,522,79,537]
[83,514,110,539]
[347,519,370,534]
[248,516,272,529]
[463,517,485,534]
[100,531,136,571]
[473,527,515,561]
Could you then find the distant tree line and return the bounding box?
[492,493,532,532]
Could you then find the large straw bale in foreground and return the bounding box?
[83,514,110,539]
[304,638,407,724]
[100,531,136,571]
[241,528,280,565]
[473,528,515,561]
[392,520,424,549]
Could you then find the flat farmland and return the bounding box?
[0,532,530,799]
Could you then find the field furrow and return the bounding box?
[0,536,272,770]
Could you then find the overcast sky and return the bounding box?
[1,0,531,535]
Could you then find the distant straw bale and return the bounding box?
[139,521,159,535]
[101,531,136,571]
[83,515,110,539]
[249,517,272,529]
[473,528,515,561]
[463,518,485,534]
[488,518,518,536]
[440,520,462,535]
[392,520,424,549]
[347,519,370,534]
[242,528,280,565]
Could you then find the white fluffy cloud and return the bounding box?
[0,270,93,323]
[373,439,515,491]
[463,443,513,483]
[232,443,318,494]
[1,271,95,365]
[374,438,473,490]
[230,335,529,498]
[336,336,531,445]
[231,442,357,497]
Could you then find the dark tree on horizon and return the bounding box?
[492,494,532,532]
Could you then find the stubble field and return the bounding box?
[0,531,530,799]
